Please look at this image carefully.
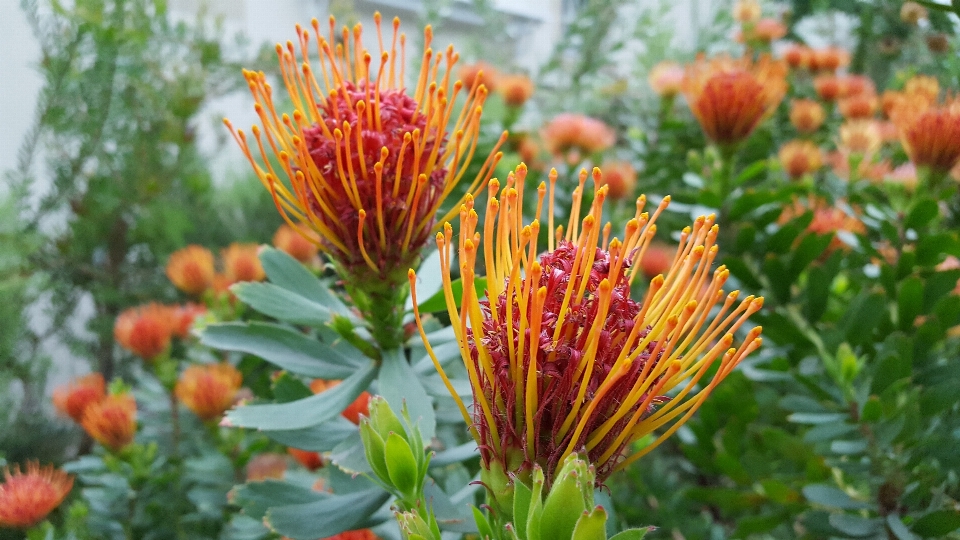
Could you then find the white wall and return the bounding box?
[0,0,45,186]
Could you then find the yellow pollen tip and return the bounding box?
[753,297,765,308]
[652,275,665,286]
[408,268,415,279]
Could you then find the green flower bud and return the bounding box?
[385,432,420,500]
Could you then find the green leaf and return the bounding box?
[432,442,480,467]
[231,480,325,521]
[898,277,923,331]
[472,506,496,540]
[905,198,939,230]
[527,467,546,540]
[513,475,533,539]
[263,417,357,452]
[407,249,443,312]
[609,529,651,540]
[887,514,917,540]
[232,282,332,326]
[417,277,488,313]
[359,421,390,482]
[271,372,312,403]
[328,429,372,475]
[379,349,436,442]
[829,514,881,537]
[540,467,588,539]
[912,510,960,537]
[385,432,420,497]
[803,421,857,443]
[787,413,848,424]
[259,247,350,316]
[572,506,608,540]
[802,484,870,510]
[265,488,390,539]
[225,361,377,430]
[201,322,365,379]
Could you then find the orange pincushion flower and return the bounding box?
[891,97,960,174]
[166,245,215,296]
[459,61,499,93]
[410,165,764,486]
[648,61,685,98]
[598,161,637,200]
[309,379,371,424]
[814,75,842,102]
[114,303,174,361]
[171,303,206,338]
[839,94,878,119]
[273,224,320,264]
[790,99,826,134]
[224,15,503,297]
[839,75,875,99]
[782,44,811,70]
[287,448,324,471]
[779,140,823,179]
[82,392,137,451]
[638,242,674,279]
[0,462,73,529]
[175,363,243,421]
[53,373,106,423]
[809,47,849,72]
[733,0,761,23]
[839,120,883,157]
[779,197,865,253]
[542,113,616,159]
[498,74,535,107]
[246,453,287,482]
[682,54,787,146]
[222,243,265,284]
[905,75,940,103]
[745,18,787,43]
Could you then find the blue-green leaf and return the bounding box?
[417,277,488,313]
[263,417,357,452]
[232,282,331,326]
[265,489,390,539]
[379,349,436,441]
[225,361,377,430]
[259,247,351,316]
[200,322,365,379]
[802,484,870,510]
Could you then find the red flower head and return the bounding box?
[809,47,849,72]
[287,447,324,471]
[410,165,764,487]
[741,18,787,43]
[0,462,73,529]
[891,96,960,175]
[790,99,826,134]
[779,196,865,253]
[733,0,761,23]
[597,161,637,200]
[459,61,499,93]
[542,113,616,161]
[224,14,504,306]
[648,61,685,98]
[171,303,206,338]
[114,303,174,361]
[682,54,787,147]
[498,74,535,107]
[779,140,823,179]
[53,373,106,423]
[166,245,215,296]
[782,44,811,70]
[175,363,243,421]
[273,224,321,264]
[222,243,265,284]
[814,75,842,102]
[839,94,878,119]
[82,392,137,451]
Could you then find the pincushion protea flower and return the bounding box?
[779,140,823,179]
[175,363,243,421]
[790,99,826,134]
[682,54,787,147]
[0,462,73,529]
[409,164,763,487]
[53,373,106,423]
[224,14,503,344]
[273,224,320,263]
[891,96,960,177]
[114,303,174,361]
[166,245,215,296]
[82,392,137,451]
[648,61,685,98]
[222,243,265,284]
